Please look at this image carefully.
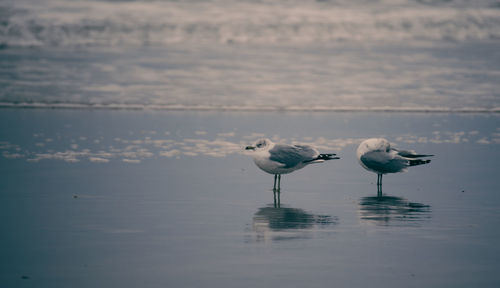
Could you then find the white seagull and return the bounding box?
[356,138,433,194]
[245,138,339,191]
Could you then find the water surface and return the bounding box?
[1,110,499,287]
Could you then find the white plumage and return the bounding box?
[357,138,433,193]
[246,138,339,191]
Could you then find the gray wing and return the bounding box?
[269,144,318,168]
[360,151,408,173]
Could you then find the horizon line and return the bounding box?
[0,102,498,114]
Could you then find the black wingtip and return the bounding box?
[302,153,340,163]
[318,154,340,161]
[406,154,434,158]
[409,159,431,166]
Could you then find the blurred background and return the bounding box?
[1,0,499,111]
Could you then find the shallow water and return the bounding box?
[1,110,499,287]
[1,0,500,111]
[1,0,499,286]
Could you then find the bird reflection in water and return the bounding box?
[248,204,337,243]
[359,195,431,226]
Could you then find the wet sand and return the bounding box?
[1,109,499,287]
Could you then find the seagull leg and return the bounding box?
[277,188,281,208]
[273,189,277,208]
[273,174,277,191]
[277,174,281,192]
[278,175,281,207]
[380,174,383,197]
[377,174,383,197]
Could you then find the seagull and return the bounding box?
[245,138,339,192]
[356,138,433,195]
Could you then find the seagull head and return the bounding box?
[357,138,391,154]
[245,138,272,151]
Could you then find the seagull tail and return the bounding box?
[304,153,340,164]
[405,154,434,158]
[408,159,431,167]
[318,153,340,161]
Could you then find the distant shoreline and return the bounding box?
[0,102,498,114]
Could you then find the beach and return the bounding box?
[1,109,499,287]
[1,0,500,286]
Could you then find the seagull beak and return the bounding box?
[245,146,256,150]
